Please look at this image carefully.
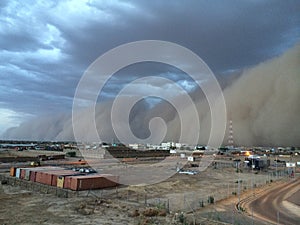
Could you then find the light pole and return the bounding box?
[237,161,240,210]
[275,156,278,180]
[252,158,255,197]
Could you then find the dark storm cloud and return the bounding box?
[44,0,300,70]
[0,0,300,135]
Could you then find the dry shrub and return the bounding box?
[142,207,159,217]
[128,209,140,217]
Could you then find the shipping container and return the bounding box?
[57,176,64,188]
[63,174,86,189]
[19,168,25,179]
[48,170,80,186]
[29,166,67,184]
[13,166,69,183]
[19,168,31,180]
[16,168,21,178]
[25,169,30,180]
[20,169,26,179]
[35,171,53,185]
[55,173,85,188]
[10,167,16,177]
[64,176,73,189]
[68,174,119,191]
[47,154,65,160]
[30,171,36,182]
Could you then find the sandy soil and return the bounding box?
[0,165,280,225]
[0,149,66,157]
[0,183,176,225]
[1,149,296,224]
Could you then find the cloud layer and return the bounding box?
[3,43,300,146]
[1,1,300,136]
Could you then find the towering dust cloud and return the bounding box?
[3,44,300,146]
[223,43,300,146]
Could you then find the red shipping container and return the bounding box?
[30,167,67,185]
[35,171,42,184]
[35,171,53,185]
[22,167,66,185]
[49,170,80,186]
[69,174,119,191]
[64,176,73,189]
[24,169,30,180]
[30,171,36,182]
[63,174,85,189]
[29,166,66,172]
[20,169,26,179]
[18,168,30,180]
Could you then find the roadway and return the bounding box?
[247,177,300,225]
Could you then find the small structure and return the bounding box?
[245,155,270,170]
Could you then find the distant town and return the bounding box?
[1,139,299,173]
[1,139,299,153]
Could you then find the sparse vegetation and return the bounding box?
[207,196,214,204]
[199,200,204,207]
[178,212,187,224]
[237,205,246,212]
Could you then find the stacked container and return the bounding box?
[28,166,66,183]
[10,166,119,191]
[47,170,82,187]
[65,174,119,191]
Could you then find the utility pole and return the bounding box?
[252,157,255,196]
[276,155,278,180]
[237,161,240,210]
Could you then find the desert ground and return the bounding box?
[0,149,298,224]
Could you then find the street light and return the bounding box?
[237,161,240,210]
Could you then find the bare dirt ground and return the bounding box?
[1,149,298,224]
[0,149,66,157]
[0,183,141,225]
[0,167,285,225]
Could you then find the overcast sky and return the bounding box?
[1,0,300,135]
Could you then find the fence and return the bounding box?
[0,168,290,219]
[92,169,289,214]
[166,170,288,212]
[0,174,76,198]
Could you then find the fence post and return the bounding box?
[167,198,170,213]
[183,194,185,211]
[227,182,230,198]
